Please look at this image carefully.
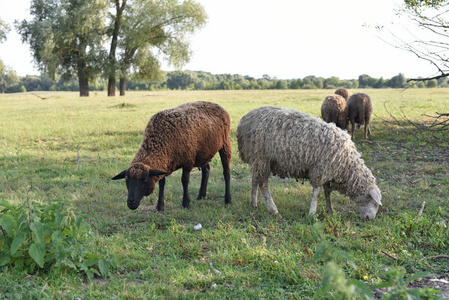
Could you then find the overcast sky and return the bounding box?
[0,0,438,79]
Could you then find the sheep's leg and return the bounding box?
[181,167,192,208]
[323,183,333,214]
[308,186,321,215]
[250,173,259,208]
[219,147,232,204]
[364,124,369,139]
[366,124,372,138]
[197,164,210,200]
[156,177,165,211]
[350,121,355,139]
[258,177,279,215]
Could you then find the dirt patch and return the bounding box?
[408,277,449,299]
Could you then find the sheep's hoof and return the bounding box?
[275,213,283,219]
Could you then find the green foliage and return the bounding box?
[373,268,441,299]
[312,222,443,299]
[113,0,207,81]
[0,61,20,93]
[0,199,117,280]
[405,0,448,9]
[0,17,10,43]
[16,0,108,94]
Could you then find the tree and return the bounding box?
[426,78,438,87]
[0,18,19,93]
[16,0,108,96]
[114,0,207,96]
[389,73,407,88]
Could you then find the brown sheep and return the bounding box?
[321,94,348,130]
[347,93,373,139]
[334,88,352,101]
[112,101,232,211]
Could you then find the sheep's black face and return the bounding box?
[112,166,167,210]
[124,170,151,209]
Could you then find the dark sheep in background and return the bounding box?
[347,93,373,139]
[334,88,352,101]
[112,101,232,211]
[321,94,348,130]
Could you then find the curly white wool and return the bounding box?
[237,106,382,220]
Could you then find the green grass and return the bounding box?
[1,89,448,299]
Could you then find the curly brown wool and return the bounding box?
[347,93,373,139]
[334,88,352,101]
[113,101,232,211]
[321,94,349,130]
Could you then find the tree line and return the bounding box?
[1,71,444,93]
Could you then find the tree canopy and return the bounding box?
[16,0,108,96]
[112,0,207,96]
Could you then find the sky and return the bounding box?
[0,0,438,80]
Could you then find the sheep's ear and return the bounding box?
[369,188,382,206]
[112,170,127,180]
[149,170,167,177]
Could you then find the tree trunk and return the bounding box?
[79,76,89,97]
[108,78,116,96]
[120,77,126,96]
[107,0,127,97]
[77,55,89,97]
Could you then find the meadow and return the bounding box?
[0,89,448,299]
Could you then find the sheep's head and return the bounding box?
[112,163,166,210]
[352,185,382,220]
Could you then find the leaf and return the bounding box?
[29,243,45,268]
[0,200,14,211]
[30,222,44,244]
[84,258,98,267]
[1,214,15,236]
[98,259,110,278]
[0,253,10,266]
[11,231,26,255]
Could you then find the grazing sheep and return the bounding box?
[112,101,232,211]
[347,93,373,139]
[236,106,382,220]
[321,94,349,130]
[334,88,352,101]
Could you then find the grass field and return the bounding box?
[0,89,448,299]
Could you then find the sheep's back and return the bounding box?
[347,93,373,124]
[134,101,230,170]
[321,94,348,129]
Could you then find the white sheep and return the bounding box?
[236,106,382,220]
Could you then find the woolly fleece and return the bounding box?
[347,93,373,139]
[321,94,349,130]
[237,106,381,218]
[118,101,232,210]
